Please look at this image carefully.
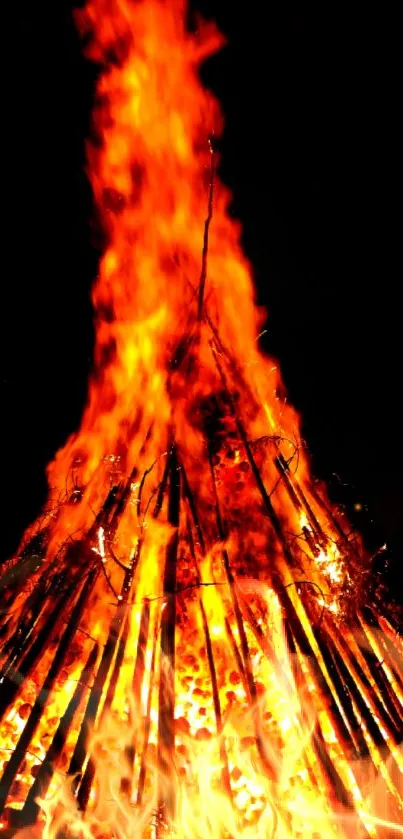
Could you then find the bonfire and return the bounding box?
[0,1,402,836]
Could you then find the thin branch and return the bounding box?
[284,580,326,630]
[197,138,216,322]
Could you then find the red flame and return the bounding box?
[0,1,402,836]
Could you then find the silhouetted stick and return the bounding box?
[324,625,403,768]
[211,343,295,567]
[335,621,403,738]
[276,585,360,757]
[364,606,403,675]
[74,542,141,809]
[197,140,216,323]
[121,598,151,797]
[187,520,232,800]
[77,609,131,810]
[0,585,76,722]
[0,568,98,814]
[157,447,180,826]
[15,643,99,829]
[308,480,352,547]
[137,608,160,806]
[208,449,278,783]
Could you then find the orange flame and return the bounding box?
[0,1,402,836]
[43,0,305,541]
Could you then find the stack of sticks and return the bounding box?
[0,167,402,836]
[0,320,402,836]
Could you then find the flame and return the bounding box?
[0,0,402,837]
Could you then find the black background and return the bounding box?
[2,2,402,593]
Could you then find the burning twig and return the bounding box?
[14,643,99,829]
[157,447,181,824]
[0,567,98,813]
[197,137,217,323]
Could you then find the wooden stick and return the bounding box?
[157,447,180,825]
[73,543,140,808]
[187,520,232,800]
[0,586,75,722]
[285,627,356,824]
[120,599,151,798]
[362,606,403,682]
[224,616,247,686]
[77,611,131,810]
[274,454,321,554]
[0,567,98,814]
[197,142,216,323]
[324,625,403,761]
[275,585,361,757]
[14,643,99,829]
[308,480,353,548]
[211,345,295,568]
[208,450,277,782]
[336,620,403,737]
[137,606,160,806]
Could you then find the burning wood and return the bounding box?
[0,0,402,836]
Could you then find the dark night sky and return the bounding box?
[2,2,402,591]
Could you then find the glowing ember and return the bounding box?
[0,0,402,837]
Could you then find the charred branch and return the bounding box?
[157,447,180,823]
[0,568,98,814]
